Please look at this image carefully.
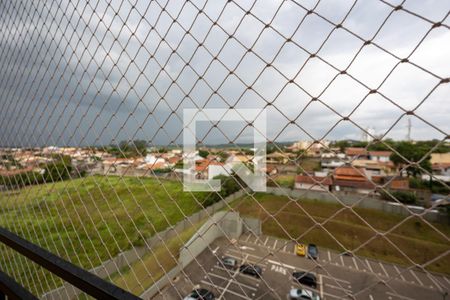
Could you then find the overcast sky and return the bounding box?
[0,0,449,147]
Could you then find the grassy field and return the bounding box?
[233,193,450,274]
[269,175,295,188]
[112,221,203,296]
[0,176,208,295]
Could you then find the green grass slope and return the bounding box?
[0,175,206,295]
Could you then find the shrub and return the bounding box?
[201,173,246,207]
[380,190,417,205]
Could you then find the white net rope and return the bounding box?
[0,0,449,299]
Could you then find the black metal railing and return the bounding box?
[0,227,141,300]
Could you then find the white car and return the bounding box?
[289,288,320,300]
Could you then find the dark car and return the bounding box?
[239,264,262,277]
[292,271,317,289]
[307,244,318,260]
[183,288,215,300]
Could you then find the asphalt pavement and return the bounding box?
[153,234,450,299]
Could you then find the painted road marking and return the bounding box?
[270,264,287,275]
[212,246,219,254]
[245,235,251,242]
[226,249,268,264]
[386,292,415,300]
[327,250,331,262]
[283,243,288,252]
[227,252,268,273]
[217,267,240,300]
[379,262,389,277]
[273,239,277,250]
[325,283,351,293]
[369,295,374,300]
[239,246,255,251]
[268,259,295,270]
[236,272,261,283]
[201,280,252,300]
[319,275,324,299]
[409,270,423,286]
[393,265,406,281]
[425,273,442,291]
[321,290,346,299]
[340,255,345,267]
[214,265,237,276]
[366,259,374,273]
[444,275,450,285]
[263,237,269,246]
[208,273,257,291]
[352,257,359,270]
[267,259,351,285]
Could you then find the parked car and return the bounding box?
[307,244,318,260]
[239,264,262,277]
[289,288,320,300]
[292,271,317,289]
[183,288,215,300]
[295,243,306,256]
[221,257,238,269]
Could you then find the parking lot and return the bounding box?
[154,234,450,299]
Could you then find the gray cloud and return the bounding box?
[0,0,449,147]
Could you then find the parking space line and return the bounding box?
[409,270,423,286]
[322,291,345,299]
[327,250,331,262]
[369,295,374,300]
[218,260,243,300]
[325,283,351,293]
[340,255,344,266]
[352,257,359,270]
[224,254,266,269]
[366,259,374,273]
[393,265,406,281]
[283,243,288,252]
[208,273,257,291]
[268,259,295,270]
[379,262,389,277]
[444,275,450,285]
[214,265,236,276]
[263,237,269,246]
[201,280,252,300]
[245,234,251,242]
[386,291,415,300]
[319,275,323,299]
[273,239,277,250]
[236,272,261,283]
[226,249,268,264]
[425,273,444,291]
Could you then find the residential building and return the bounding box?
[369,151,392,162]
[294,174,332,191]
[333,166,375,194]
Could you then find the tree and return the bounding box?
[390,141,431,177]
[44,155,73,182]
[108,140,148,157]
[198,149,209,158]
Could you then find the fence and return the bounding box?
[266,186,448,224]
[0,0,449,299]
[41,188,248,299]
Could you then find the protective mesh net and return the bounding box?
[0,0,449,299]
